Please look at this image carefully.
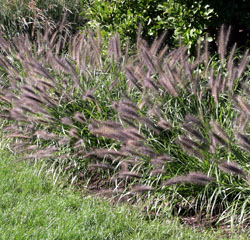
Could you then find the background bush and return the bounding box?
[82,0,250,52]
[82,0,215,50]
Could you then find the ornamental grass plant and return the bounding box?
[0,23,249,231]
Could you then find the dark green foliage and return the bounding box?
[82,0,250,52]
[82,0,215,50]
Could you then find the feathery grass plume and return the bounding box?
[148,105,164,119]
[211,132,228,148]
[82,149,128,161]
[124,128,146,142]
[68,128,79,139]
[235,95,250,116]
[15,145,37,154]
[65,59,84,89]
[150,32,167,57]
[163,175,190,186]
[118,171,142,179]
[212,73,223,105]
[185,115,204,128]
[3,125,22,133]
[22,85,37,95]
[157,62,179,97]
[99,120,124,130]
[168,46,188,68]
[138,145,156,158]
[157,118,172,130]
[179,136,204,150]
[237,49,249,79]
[9,108,27,122]
[126,140,145,148]
[182,123,208,144]
[210,133,217,155]
[109,33,122,62]
[188,172,214,185]
[117,160,130,172]
[219,161,246,177]
[177,139,202,159]
[19,98,47,115]
[121,146,145,158]
[89,120,133,143]
[153,154,173,164]
[26,62,54,81]
[124,66,142,91]
[130,185,155,193]
[140,117,161,135]
[20,146,58,161]
[150,169,166,176]
[89,124,128,143]
[218,25,227,64]
[172,69,185,90]
[12,142,30,151]
[88,163,114,170]
[23,92,44,105]
[210,120,230,143]
[119,98,141,111]
[17,97,47,115]
[150,157,166,167]
[237,133,250,146]
[0,91,19,104]
[143,76,159,93]
[158,43,169,61]
[183,60,194,84]
[95,189,124,197]
[35,130,57,140]
[227,43,237,80]
[73,139,84,150]
[236,133,250,152]
[116,106,141,121]
[35,89,58,108]
[74,112,86,123]
[233,113,249,132]
[163,172,213,186]
[115,101,142,121]
[71,32,83,69]
[140,42,156,73]
[61,117,73,126]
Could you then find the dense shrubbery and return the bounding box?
[82,0,215,50]
[0,24,249,228]
[82,0,250,51]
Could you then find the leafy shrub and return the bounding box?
[82,0,250,52]
[0,25,249,228]
[82,0,215,50]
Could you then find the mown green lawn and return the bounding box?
[0,150,247,240]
